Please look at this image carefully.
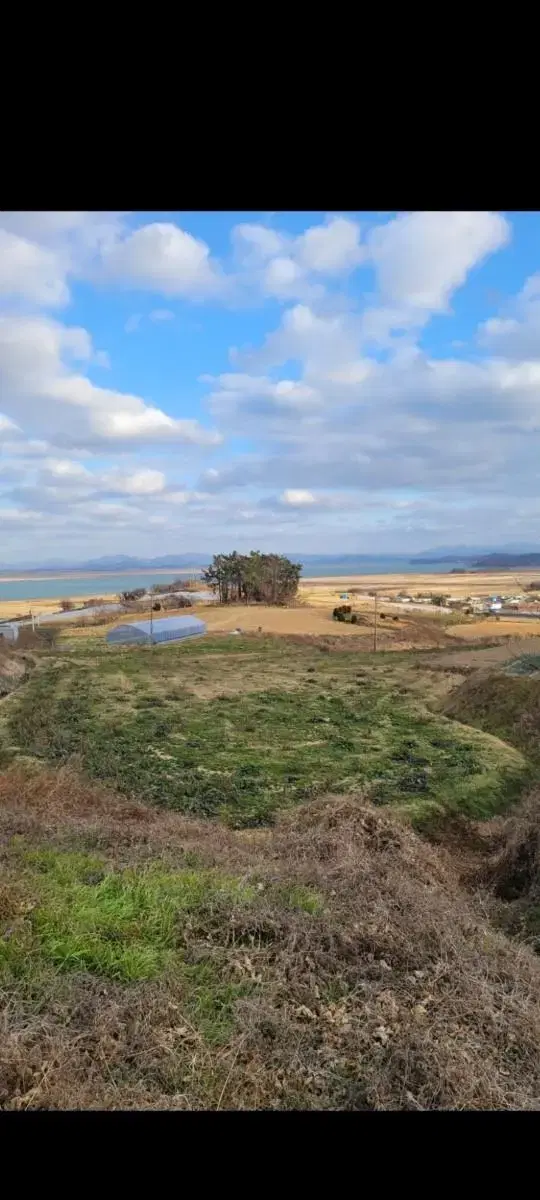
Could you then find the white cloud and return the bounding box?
[0,506,44,523]
[479,273,540,359]
[368,211,510,314]
[0,315,221,450]
[125,314,142,334]
[41,458,92,482]
[149,309,174,322]
[262,256,320,301]
[280,489,317,506]
[0,212,98,239]
[0,213,128,312]
[0,414,20,435]
[3,208,540,560]
[296,217,364,273]
[205,372,322,427]
[230,215,364,304]
[0,229,69,307]
[246,303,360,378]
[104,468,166,495]
[232,224,287,266]
[100,223,224,298]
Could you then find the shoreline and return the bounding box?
[0,568,200,584]
[1,563,538,586]
[1,567,540,623]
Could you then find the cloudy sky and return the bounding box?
[1,209,539,563]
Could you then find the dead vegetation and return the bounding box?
[1,764,539,1110]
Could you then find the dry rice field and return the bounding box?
[300,569,540,602]
[448,619,540,640]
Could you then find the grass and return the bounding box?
[1,766,540,1110]
[2,631,540,1109]
[3,638,527,828]
[444,670,540,760]
[0,838,322,1051]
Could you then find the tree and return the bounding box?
[202,551,302,606]
[60,599,74,611]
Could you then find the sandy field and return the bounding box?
[64,604,381,640]
[300,570,540,601]
[448,618,540,640]
[0,595,118,621]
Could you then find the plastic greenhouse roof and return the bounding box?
[112,617,205,634]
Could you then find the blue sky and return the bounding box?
[1,209,540,562]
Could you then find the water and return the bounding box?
[0,570,203,601]
[0,559,468,602]
[299,557,467,577]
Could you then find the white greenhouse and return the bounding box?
[106,616,207,646]
[0,622,19,643]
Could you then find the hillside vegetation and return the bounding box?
[1,765,540,1110]
[1,637,527,829]
[1,636,540,1109]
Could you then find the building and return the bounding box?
[106,615,207,646]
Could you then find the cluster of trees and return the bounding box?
[202,551,302,605]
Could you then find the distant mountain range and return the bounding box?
[411,543,540,566]
[0,554,212,573]
[472,553,540,568]
[0,552,417,572]
[2,548,540,573]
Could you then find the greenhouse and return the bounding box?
[0,622,18,643]
[106,616,207,646]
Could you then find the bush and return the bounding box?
[60,600,74,612]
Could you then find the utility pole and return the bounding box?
[373,591,378,653]
[149,594,154,644]
[31,609,35,633]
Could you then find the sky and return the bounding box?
[1,209,540,563]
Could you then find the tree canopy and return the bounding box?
[202,551,302,605]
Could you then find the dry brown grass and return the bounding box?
[429,638,540,671]
[1,764,540,1109]
[302,570,540,598]
[484,791,540,909]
